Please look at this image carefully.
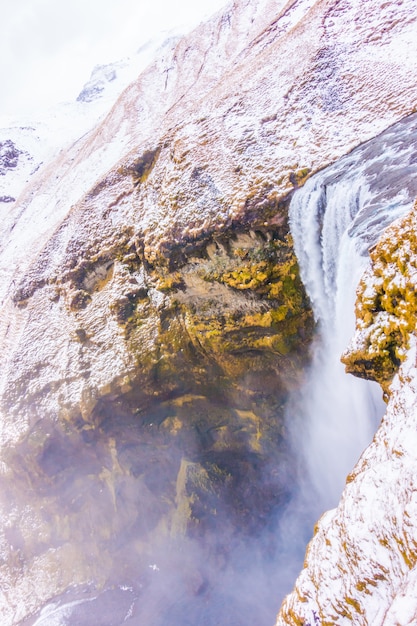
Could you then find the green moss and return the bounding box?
[155,272,185,293]
[119,225,314,410]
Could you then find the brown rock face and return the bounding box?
[1,211,314,624]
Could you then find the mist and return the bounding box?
[13,381,308,626]
[1,0,229,121]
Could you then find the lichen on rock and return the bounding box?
[0,184,315,624]
[342,199,417,396]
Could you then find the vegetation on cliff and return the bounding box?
[80,223,315,536]
[342,199,417,396]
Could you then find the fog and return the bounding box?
[13,385,310,626]
[1,0,229,122]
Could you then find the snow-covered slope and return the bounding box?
[0,0,417,624]
[0,34,178,207]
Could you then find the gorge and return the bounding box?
[1,0,417,625]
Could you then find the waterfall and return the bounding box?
[289,178,383,506]
[288,112,417,508]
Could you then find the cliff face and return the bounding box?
[277,201,417,625]
[1,0,417,624]
[342,201,417,396]
[2,0,416,434]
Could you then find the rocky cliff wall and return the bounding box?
[1,0,416,458]
[0,0,417,624]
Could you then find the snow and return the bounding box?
[0,32,183,211]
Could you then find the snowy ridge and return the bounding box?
[0,32,178,210]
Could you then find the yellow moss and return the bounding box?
[123,227,313,399]
[240,311,273,327]
[271,306,289,322]
[343,198,417,389]
[156,271,184,292]
[221,261,271,290]
[258,335,281,354]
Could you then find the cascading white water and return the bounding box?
[289,112,417,507]
[290,180,383,506]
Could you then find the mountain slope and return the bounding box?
[2,0,416,433]
[0,0,416,624]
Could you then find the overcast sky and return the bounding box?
[1,0,229,122]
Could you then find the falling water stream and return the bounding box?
[17,113,417,625]
[288,112,417,510]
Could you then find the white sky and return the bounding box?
[1,0,229,121]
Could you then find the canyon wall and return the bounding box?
[0,0,416,624]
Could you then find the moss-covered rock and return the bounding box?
[342,199,417,395]
[1,214,314,612]
[116,226,314,399]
